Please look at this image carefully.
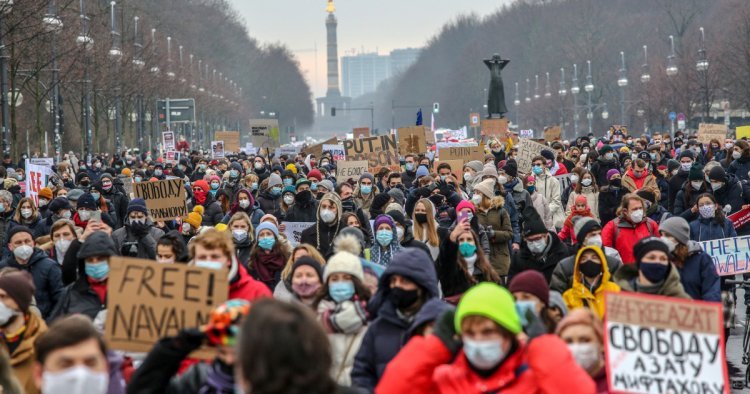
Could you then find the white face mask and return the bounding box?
[239,199,250,209]
[55,239,73,255]
[629,209,644,223]
[0,301,17,326]
[733,151,742,160]
[464,172,473,182]
[320,209,336,224]
[39,199,48,207]
[471,194,483,205]
[497,175,508,185]
[182,223,192,234]
[283,195,295,205]
[527,237,547,254]
[61,210,72,219]
[195,260,225,270]
[690,181,703,190]
[42,365,109,394]
[13,245,33,261]
[570,174,579,184]
[660,236,676,253]
[568,343,601,372]
[581,178,592,187]
[232,229,248,242]
[21,209,32,219]
[462,338,505,370]
[78,210,92,222]
[583,234,602,248]
[396,226,404,241]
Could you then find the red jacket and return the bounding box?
[229,264,271,301]
[376,334,595,394]
[602,216,659,265]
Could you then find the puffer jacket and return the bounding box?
[475,195,513,275]
[597,185,627,225]
[508,231,570,283]
[689,216,736,242]
[613,263,691,299]
[602,216,659,265]
[590,155,619,186]
[504,177,533,239]
[375,334,595,394]
[562,246,622,319]
[0,249,63,318]
[284,193,320,222]
[352,247,439,392]
[529,191,555,231]
[675,241,720,301]
[673,183,709,220]
[550,246,622,294]
[712,173,747,214]
[256,189,282,220]
[728,155,750,182]
[534,171,564,229]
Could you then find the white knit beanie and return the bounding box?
[324,251,364,282]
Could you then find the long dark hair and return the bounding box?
[456,229,501,284]
[238,299,337,394]
[696,193,726,225]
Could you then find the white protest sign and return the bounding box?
[515,139,554,175]
[323,144,346,161]
[29,157,54,167]
[700,235,750,275]
[519,129,534,138]
[336,160,369,183]
[25,162,53,206]
[604,292,728,394]
[282,222,314,247]
[162,131,176,152]
[555,173,574,192]
[211,141,225,159]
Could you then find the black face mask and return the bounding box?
[297,190,312,203]
[414,213,428,224]
[388,287,420,310]
[609,179,622,188]
[579,260,601,278]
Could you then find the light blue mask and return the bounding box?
[532,166,543,175]
[376,229,393,246]
[405,163,415,171]
[251,182,258,190]
[329,281,355,303]
[91,192,100,201]
[311,182,318,191]
[258,236,276,250]
[515,300,538,326]
[283,178,293,187]
[458,242,477,257]
[462,338,505,370]
[85,262,109,280]
[360,185,372,194]
[271,187,282,196]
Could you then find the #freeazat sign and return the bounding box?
[604,292,728,394]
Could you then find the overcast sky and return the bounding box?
[228,0,511,97]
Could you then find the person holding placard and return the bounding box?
[111,199,165,260]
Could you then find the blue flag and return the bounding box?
[416,109,423,126]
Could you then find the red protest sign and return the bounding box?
[728,207,750,229]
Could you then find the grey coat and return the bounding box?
[112,224,164,260]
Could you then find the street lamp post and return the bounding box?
[44,1,62,161]
[666,35,678,138]
[696,27,709,122]
[108,1,123,154]
[132,16,145,152]
[0,2,11,156]
[571,64,579,135]
[558,67,567,138]
[584,60,594,135]
[640,45,650,133]
[534,74,540,100]
[514,81,520,128]
[76,0,93,161]
[617,51,628,126]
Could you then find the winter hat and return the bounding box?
[388,188,405,206]
[708,166,727,183]
[406,298,455,339]
[39,187,53,200]
[548,290,568,317]
[127,198,148,215]
[267,173,283,188]
[679,150,695,161]
[76,193,97,210]
[260,214,280,227]
[659,217,690,246]
[324,251,364,282]
[573,216,601,243]
[482,163,498,178]
[636,151,651,162]
[633,237,670,263]
[185,206,203,229]
[0,271,35,313]
[522,205,547,236]
[473,179,496,199]
[503,160,518,178]
[209,175,222,184]
[285,163,298,174]
[667,159,680,174]
[295,178,311,189]
[359,172,375,184]
[606,169,621,181]
[283,185,297,195]
[66,188,84,202]
[415,165,429,179]
[48,197,72,213]
[464,160,484,174]
[455,282,521,334]
[688,164,704,181]
[372,193,392,212]
[555,308,603,343]
[77,231,117,259]
[374,214,395,231]
[456,199,476,213]
[508,270,550,305]
[7,226,33,243]
[291,256,323,281]
[541,150,555,162]
[599,145,613,154]
[121,168,132,177]
[255,221,279,239]
[307,169,323,182]
[386,210,407,228]
[636,189,657,205]
[318,179,334,193]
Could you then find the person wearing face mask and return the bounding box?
[36,187,53,219]
[565,169,599,221]
[71,192,115,229]
[222,161,245,201]
[155,231,189,264]
[613,237,690,299]
[111,199,164,259]
[190,158,209,182]
[247,222,289,290]
[590,145,619,187]
[508,205,570,283]
[377,282,595,394]
[46,219,78,266]
[400,154,419,187]
[352,172,376,217]
[7,198,46,241]
[149,162,165,180]
[471,179,512,278]
[179,205,203,245]
[602,193,659,265]
[188,228,271,301]
[411,198,447,261]
[283,256,323,307]
[206,174,222,198]
[313,251,372,386]
[386,209,432,260]
[49,231,116,321]
[462,161,484,193]
[596,170,626,225]
[521,175,555,231]
[667,150,695,212]
[221,188,264,228]
[95,173,129,230]
[368,214,403,268]
[621,158,660,203]
[351,248,439,390]
[687,193,736,244]
[561,246,621,319]
[529,155,565,229]
[187,180,224,227]
[509,270,561,334]
[558,195,597,245]
[0,271,47,394]
[673,164,708,219]
[707,165,747,218]
[255,173,283,220]
[555,309,608,393]
[284,179,319,222]
[301,193,343,259]
[0,227,62,319]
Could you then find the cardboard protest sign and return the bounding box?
[343,135,400,173]
[211,141,225,159]
[700,235,750,275]
[353,127,370,138]
[323,144,346,161]
[282,222,315,247]
[105,257,228,358]
[162,131,176,151]
[438,145,484,164]
[304,137,338,158]
[728,207,750,230]
[543,126,561,142]
[436,159,464,183]
[215,131,240,153]
[697,123,728,145]
[134,178,188,221]
[481,118,509,139]
[336,160,369,183]
[515,139,554,175]
[604,292,727,394]
[164,151,180,165]
[398,126,427,155]
[25,162,53,207]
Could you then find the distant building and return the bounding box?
[341,47,421,98]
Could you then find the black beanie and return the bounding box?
[372,193,392,212]
[633,237,670,264]
[522,205,548,237]
[504,160,518,178]
[688,164,704,181]
[708,166,727,183]
[291,256,323,281]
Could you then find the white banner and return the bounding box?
[323,144,346,161]
[282,222,315,247]
[25,162,53,206]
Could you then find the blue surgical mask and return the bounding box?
[91,192,100,201]
[360,185,372,194]
[376,229,393,246]
[134,176,142,183]
[258,236,276,250]
[230,170,239,178]
[405,163,415,171]
[462,338,505,370]
[251,182,258,190]
[271,186,282,196]
[283,178,293,187]
[458,241,477,257]
[85,261,109,280]
[532,166,543,175]
[199,164,207,171]
[211,182,220,190]
[311,182,318,191]
[515,299,538,326]
[329,281,355,303]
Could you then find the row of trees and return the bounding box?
[352,0,749,137]
[4,0,313,158]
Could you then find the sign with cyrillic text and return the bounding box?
[134,178,188,221]
[336,160,368,184]
[604,292,727,394]
[700,235,750,276]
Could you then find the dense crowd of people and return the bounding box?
[0,127,742,393]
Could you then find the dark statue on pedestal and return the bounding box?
[484,53,510,119]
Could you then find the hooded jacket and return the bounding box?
[475,195,513,275]
[550,246,622,294]
[596,184,628,226]
[0,249,63,318]
[256,189,282,220]
[351,247,439,392]
[689,216,736,243]
[508,231,570,284]
[674,241,721,302]
[728,155,750,182]
[221,188,264,228]
[667,168,689,212]
[284,190,320,222]
[99,174,130,228]
[590,154,619,187]
[612,263,691,299]
[622,168,660,201]
[533,170,564,229]
[711,173,746,215]
[562,246,621,319]
[112,220,165,260]
[565,186,600,221]
[300,193,342,259]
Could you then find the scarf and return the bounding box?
[253,250,285,286]
[199,360,234,394]
[564,207,595,229]
[370,240,401,268]
[318,298,368,334]
[194,189,207,205]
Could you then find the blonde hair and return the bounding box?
[228,212,255,243]
[280,244,326,280]
[189,228,235,262]
[412,198,439,247]
[14,197,39,223]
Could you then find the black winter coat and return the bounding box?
[256,190,282,220]
[0,249,63,318]
[48,275,104,322]
[284,197,319,222]
[713,174,747,214]
[508,231,570,283]
[728,156,750,182]
[300,220,340,259]
[667,170,689,212]
[590,157,619,186]
[597,186,627,225]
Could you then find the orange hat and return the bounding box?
[185,205,203,229]
[38,187,53,200]
[121,168,132,177]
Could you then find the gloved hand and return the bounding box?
[433,309,462,357]
[519,307,547,341]
[415,187,431,199]
[724,205,732,214]
[175,328,205,351]
[436,180,452,196]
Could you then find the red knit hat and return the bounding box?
[456,200,475,213]
[307,169,323,182]
[192,180,210,192]
[508,270,550,305]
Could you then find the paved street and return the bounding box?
[729,289,750,393]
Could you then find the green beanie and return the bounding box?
[454,282,521,335]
